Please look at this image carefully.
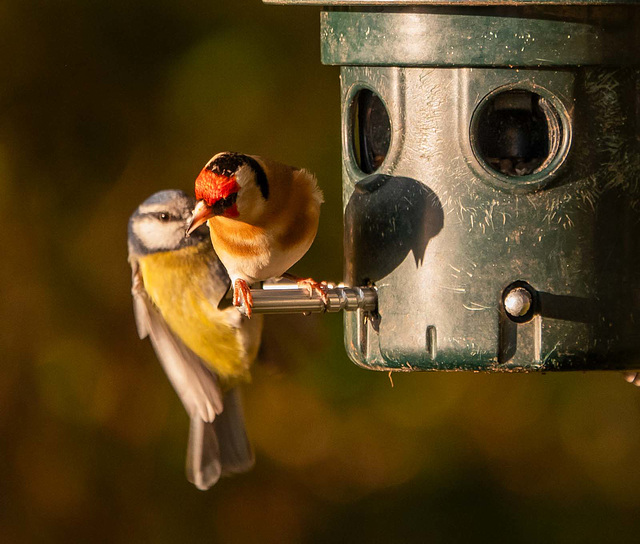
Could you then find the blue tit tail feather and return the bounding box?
[186,388,254,490]
[215,388,255,475]
[187,417,221,490]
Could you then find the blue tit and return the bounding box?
[128,190,263,490]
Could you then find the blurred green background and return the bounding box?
[2,1,640,542]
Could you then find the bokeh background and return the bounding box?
[2,1,640,542]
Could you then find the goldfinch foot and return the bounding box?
[298,278,330,306]
[281,272,330,304]
[233,278,254,318]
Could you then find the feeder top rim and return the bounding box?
[264,0,639,5]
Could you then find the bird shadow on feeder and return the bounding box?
[344,174,444,286]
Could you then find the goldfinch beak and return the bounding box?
[186,200,214,236]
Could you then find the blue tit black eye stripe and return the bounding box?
[135,211,182,222]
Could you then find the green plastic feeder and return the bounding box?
[266,1,640,373]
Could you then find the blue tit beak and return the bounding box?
[186,200,214,236]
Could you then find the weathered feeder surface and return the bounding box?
[267,0,640,373]
[266,1,639,4]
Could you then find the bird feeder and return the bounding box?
[261,0,640,374]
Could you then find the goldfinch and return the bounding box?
[128,190,263,490]
[186,152,325,317]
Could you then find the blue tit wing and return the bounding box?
[131,260,254,489]
[186,388,254,490]
[130,260,222,423]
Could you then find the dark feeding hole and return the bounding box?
[474,90,562,178]
[351,88,391,174]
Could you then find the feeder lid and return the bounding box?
[265,1,637,4]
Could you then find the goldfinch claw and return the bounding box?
[233,279,253,318]
[296,278,330,306]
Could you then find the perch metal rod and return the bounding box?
[235,285,378,315]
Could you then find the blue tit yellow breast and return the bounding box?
[137,243,251,384]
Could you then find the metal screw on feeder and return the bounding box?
[261,0,640,375]
[504,287,533,320]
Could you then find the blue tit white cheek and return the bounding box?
[133,218,185,253]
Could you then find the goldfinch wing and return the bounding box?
[130,260,223,422]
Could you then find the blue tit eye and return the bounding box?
[157,212,171,222]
